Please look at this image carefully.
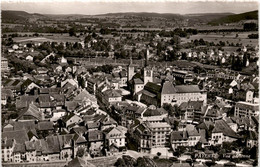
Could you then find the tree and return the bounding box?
[69,27,76,36]
[114,158,126,167]
[76,147,85,157]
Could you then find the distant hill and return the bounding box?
[208,10,258,25]
[96,12,183,19]
[2,10,46,23]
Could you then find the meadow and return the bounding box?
[181,31,258,46]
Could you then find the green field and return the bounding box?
[181,32,258,46]
[12,33,83,43]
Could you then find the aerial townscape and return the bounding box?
[1,2,259,167]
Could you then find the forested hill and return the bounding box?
[208,10,258,25]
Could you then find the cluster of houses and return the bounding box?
[1,40,259,165]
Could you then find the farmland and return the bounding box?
[12,33,83,43]
[181,31,258,46]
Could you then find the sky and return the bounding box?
[1,0,259,15]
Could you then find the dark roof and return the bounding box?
[13,143,26,153]
[57,134,74,149]
[212,120,239,138]
[179,101,204,111]
[134,78,144,84]
[175,85,201,93]
[144,82,161,94]
[103,89,122,98]
[17,103,43,121]
[46,136,60,153]
[37,121,54,131]
[171,131,188,140]
[88,130,104,142]
[87,122,100,129]
[2,130,29,144]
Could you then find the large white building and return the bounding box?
[234,101,259,118]
[161,81,207,106]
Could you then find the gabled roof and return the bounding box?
[133,78,144,84]
[13,143,26,153]
[46,136,60,153]
[162,81,176,94]
[179,101,203,111]
[171,131,188,140]
[88,130,104,142]
[144,82,161,94]
[212,120,239,138]
[2,130,29,144]
[17,103,43,121]
[74,89,97,102]
[103,89,122,98]
[175,85,201,93]
[37,121,54,131]
[67,157,96,167]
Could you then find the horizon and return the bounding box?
[1,1,259,15]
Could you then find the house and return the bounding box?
[210,120,240,145]
[171,69,194,83]
[51,109,66,122]
[87,130,104,157]
[234,101,259,118]
[102,89,122,106]
[100,116,117,130]
[63,113,83,128]
[103,126,126,149]
[161,81,207,106]
[179,101,204,122]
[134,123,153,153]
[58,134,74,160]
[2,138,16,162]
[141,107,168,123]
[16,102,44,121]
[170,131,188,150]
[1,57,9,72]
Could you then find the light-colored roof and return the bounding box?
[162,81,176,94]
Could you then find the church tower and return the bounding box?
[128,56,135,81]
[144,67,153,85]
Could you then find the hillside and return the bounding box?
[2,10,46,23]
[208,10,258,25]
[97,12,183,20]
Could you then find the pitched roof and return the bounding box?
[13,143,26,153]
[133,78,144,84]
[46,136,60,153]
[67,157,96,167]
[171,131,188,140]
[37,121,54,131]
[2,130,29,144]
[212,120,239,138]
[17,103,43,121]
[175,85,201,93]
[179,101,204,111]
[162,81,176,94]
[103,89,122,98]
[88,130,104,142]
